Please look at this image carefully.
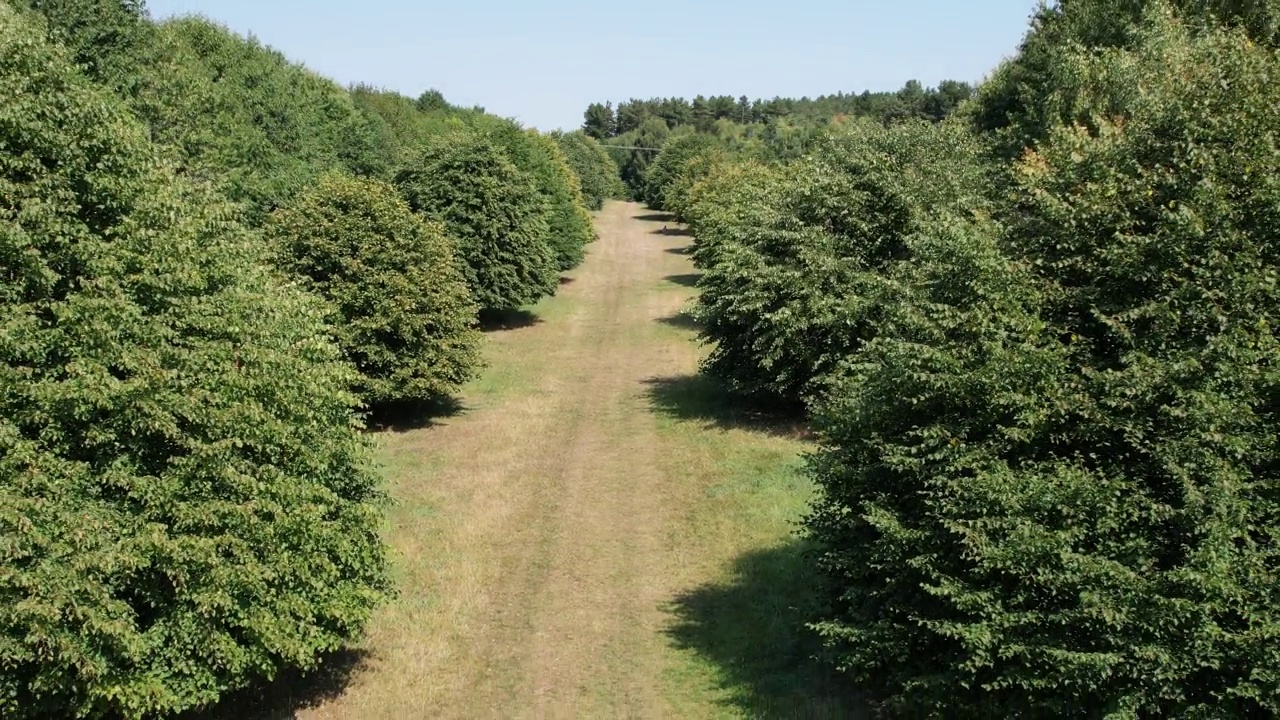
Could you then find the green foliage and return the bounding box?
[395,129,558,311]
[128,17,392,222]
[0,6,388,716]
[662,144,729,223]
[969,0,1280,157]
[267,174,482,405]
[612,116,671,198]
[582,100,615,140]
[349,84,456,167]
[478,118,595,271]
[551,130,624,211]
[12,0,151,93]
[588,83,973,138]
[642,133,719,210]
[808,16,1280,715]
[691,122,989,404]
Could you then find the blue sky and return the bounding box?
[146,0,1041,131]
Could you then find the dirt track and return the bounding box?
[310,202,703,717]
[274,201,851,719]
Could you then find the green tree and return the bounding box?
[969,0,1280,156]
[550,130,624,211]
[267,174,482,404]
[582,100,615,139]
[809,15,1280,715]
[692,121,989,404]
[478,118,595,271]
[0,6,387,716]
[395,130,558,312]
[641,133,719,210]
[415,88,449,113]
[615,117,669,198]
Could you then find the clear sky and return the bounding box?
[145,0,1041,132]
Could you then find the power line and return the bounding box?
[597,144,663,151]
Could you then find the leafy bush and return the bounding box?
[808,16,1280,716]
[480,118,595,271]
[395,129,558,312]
[641,133,719,210]
[267,174,482,405]
[691,122,989,404]
[0,6,388,717]
[550,130,624,211]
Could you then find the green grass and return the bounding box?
[643,361,863,718]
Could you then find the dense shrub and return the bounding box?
[808,16,1280,716]
[641,133,719,210]
[969,0,1280,157]
[11,0,151,93]
[691,122,989,404]
[480,118,595,271]
[550,130,624,211]
[267,174,481,405]
[0,6,388,717]
[128,17,391,221]
[661,144,728,223]
[395,130,558,311]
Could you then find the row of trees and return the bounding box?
[598,81,974,202]
[665,0,1280,715]
[1,2,621,717]
[582,80,974,139]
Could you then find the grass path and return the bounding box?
[229,202,859,719]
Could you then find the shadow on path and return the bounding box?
[366,395,467,433]
[642,374,808,439]
[664,273,701,289]
[181,649,371,720]
[664,543,865,719]
[651,227,693,237]
[634,211,676,222]
[665,245,694,255]
[657,310,701,332]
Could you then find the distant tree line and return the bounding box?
[588,80,973,198]
[582,80,973,139]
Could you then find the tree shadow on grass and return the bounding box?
[634,211,676,222]
[657,310,701,332]
[180,648,370,720]
[559,275,575,286]
[643,374,808,439]
[366,394,466,433]
[664,273,701,289]
[664,543,865,719]
[478,308,542,332]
